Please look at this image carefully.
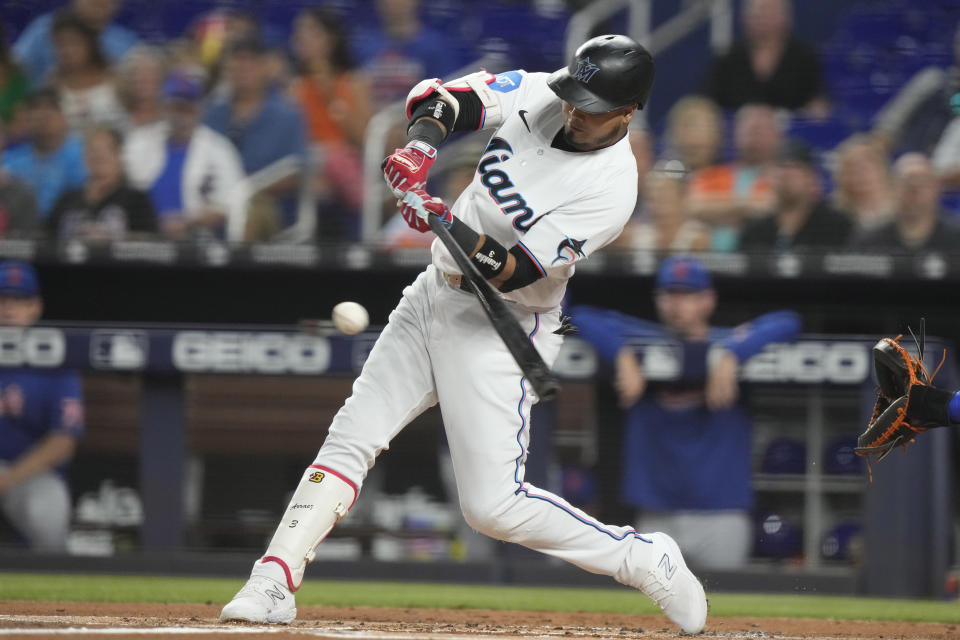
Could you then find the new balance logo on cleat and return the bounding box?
[220,566,297,625]
[638,533,707,634]
[264,586,286,605]
[659,553,677,580]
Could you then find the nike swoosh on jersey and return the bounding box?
[519,110,531,132]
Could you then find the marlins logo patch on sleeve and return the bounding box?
[552,237,587,265]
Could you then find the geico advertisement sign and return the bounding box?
[173,332,331,373]
[602,339,872,384]
[0,328,66,366]
[741,342,870,383]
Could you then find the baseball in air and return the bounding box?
[332,301,369,335]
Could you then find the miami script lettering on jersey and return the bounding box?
[477,137,538,231]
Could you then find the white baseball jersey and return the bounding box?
[431,70,638,312]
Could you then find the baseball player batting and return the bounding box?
[221,35,708,635]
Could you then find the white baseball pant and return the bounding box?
[313,266,659,589]
[0,461,71,552]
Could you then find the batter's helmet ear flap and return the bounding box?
[547,34,655,114]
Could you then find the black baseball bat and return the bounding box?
[427,213,560,401]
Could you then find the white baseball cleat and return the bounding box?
[220,561,297,624]
[639,532,708,634]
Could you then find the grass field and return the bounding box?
[2,573,959,624]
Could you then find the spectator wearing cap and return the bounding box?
[851,153,960,254]
[0,119,40,237]
[14,0,139,87]
[738,139,852,251]
[572,256,801,569]
[48,125,155,241]
[202,38,307,240]
[124,68,246,241]
[1,88,87,217]
[0,260,84,553]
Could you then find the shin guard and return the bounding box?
[259,466,357,591]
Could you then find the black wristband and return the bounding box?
[500,244,546,292]
[407,117,446,149]
[409,98,456,145]
[470,236,508,279]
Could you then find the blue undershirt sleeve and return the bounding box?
[569,306,630,363]
[948,391,960,424]
[720,310,802,362]
[570,306,665,363]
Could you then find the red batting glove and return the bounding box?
[399,187,453,233]
[382,140,437,196]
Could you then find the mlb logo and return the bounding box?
[90,331,148,370]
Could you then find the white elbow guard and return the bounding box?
[443,70,504,129]
[405,77,460,122]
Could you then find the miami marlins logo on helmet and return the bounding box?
[552,237,587,265]
[573,57,600,83]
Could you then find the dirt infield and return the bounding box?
[0,601,956,639]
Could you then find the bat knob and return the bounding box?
[534,376,561,402]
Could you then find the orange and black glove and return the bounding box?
[855,331,951,461]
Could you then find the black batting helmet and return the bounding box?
[547,34,655,114]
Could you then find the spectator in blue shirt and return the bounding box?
[13,0,139,86]
[125,69,247,241]
[0,261,84,552]
[202,38,306,239]
[2,88,87,217]
[573,256,801,569]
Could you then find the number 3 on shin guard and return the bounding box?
[259,466,357,591]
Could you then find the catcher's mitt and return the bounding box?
[855,324,951,462]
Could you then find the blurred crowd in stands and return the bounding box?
[0,0,959,255]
